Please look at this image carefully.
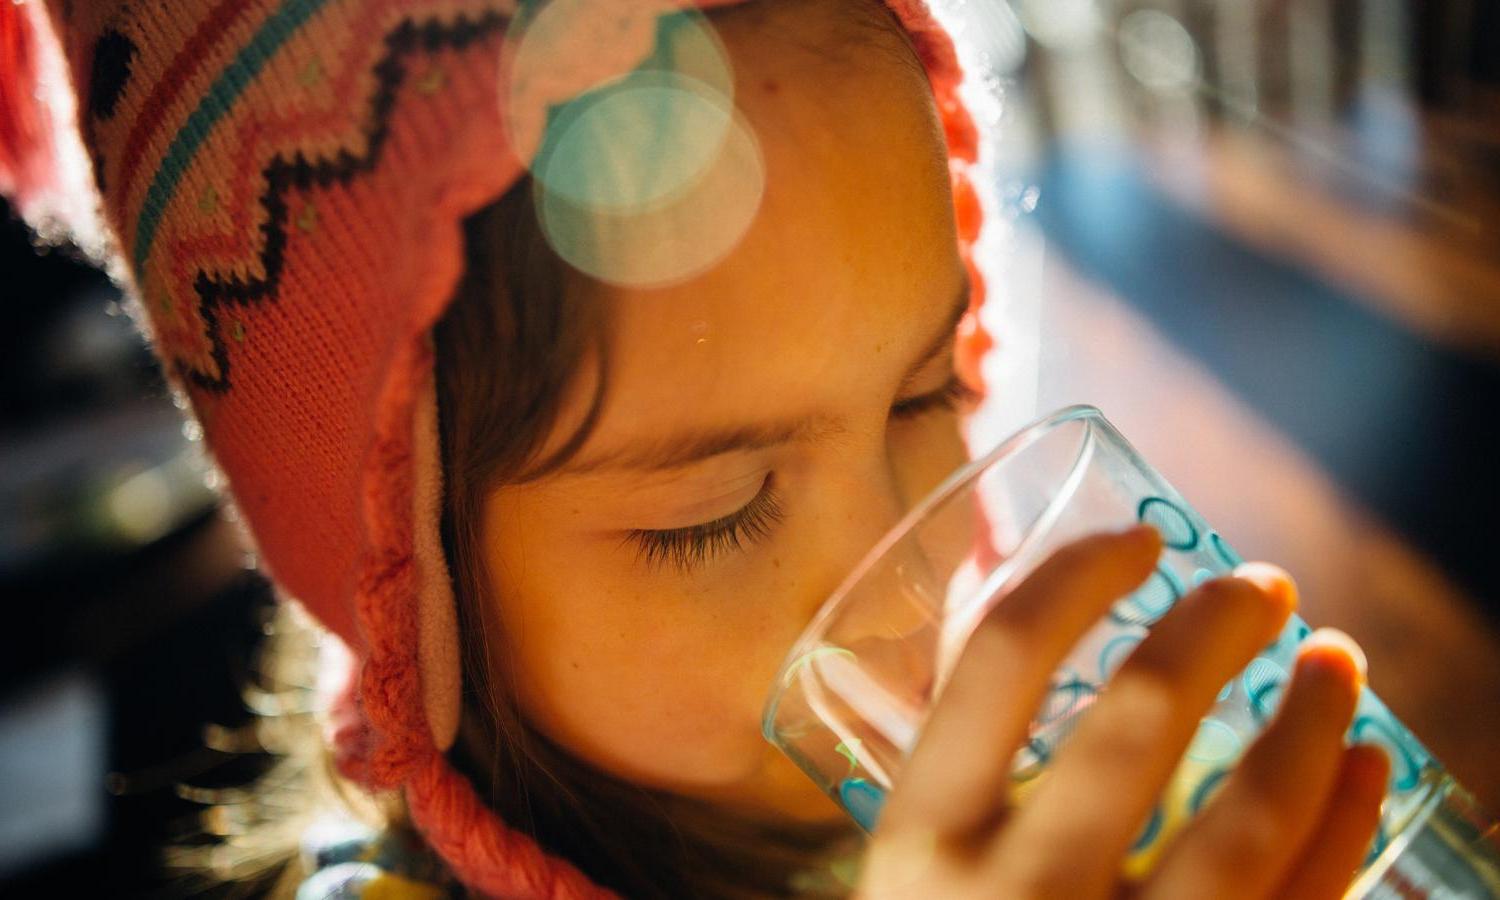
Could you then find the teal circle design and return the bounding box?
[1098,632,1145,678]
[1027,688,1096,773]
[1264,622,1309,656]
[1209,531,1242,567]
[1037,674,1098,724]
[1189,767,1231,814]
[1130,805,1165,853]
[1192,567,1214,587]
[840,777,886,832]
[1027,735,1053,766]
[1243,658,1288,724]
[1351,715,1422,792]
[1109,564,1184,627]
[1138,497,1199,550]
[1012,738,1049,781]
[1187,718,1243,763]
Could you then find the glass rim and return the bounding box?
[760,402,1108,742]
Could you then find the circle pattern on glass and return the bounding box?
[1098,632,1145,677]
[839,777,886,833]
[1189,767,1230,814]
[1187,718,1242,763]
[1243,658,1288,724]
[1130,805,1164,853]
[1037,672,1098,724]
[1351,715,1423,792]
[1138,496,1198,550]
[1110,565,1184,627]
[1216,678,1235,703]
[1209,531,1242,567]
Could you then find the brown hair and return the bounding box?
[429,175,862,899]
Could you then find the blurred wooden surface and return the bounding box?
[1142,116,1500,359]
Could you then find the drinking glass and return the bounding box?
[763,404,1500,896]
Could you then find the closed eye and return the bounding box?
[622,473,785,574]
[889,371,981,421]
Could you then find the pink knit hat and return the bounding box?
[1,0,993,894]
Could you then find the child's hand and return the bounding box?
[856,525,1390,900]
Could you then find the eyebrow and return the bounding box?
[554,270,973,478]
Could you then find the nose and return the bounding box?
[799,505,947,764]
[813,448,913,602]
[807,452,948,684]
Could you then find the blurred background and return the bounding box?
[2,0,1498,894]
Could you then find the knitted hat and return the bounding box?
[1,0,994,895]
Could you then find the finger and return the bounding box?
[877,525,1164,842]
[1276,744,1390,900]
[991,564,1296,896]
[1140,628,1366,900]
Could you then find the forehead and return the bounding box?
[538,2,959,462]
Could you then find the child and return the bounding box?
[1,0,1383,896]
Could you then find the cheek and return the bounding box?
[486,526,797,792]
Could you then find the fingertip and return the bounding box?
[1118,522,1163,559]
[1123,524,1164,590]
[1232,561,1299,617]
[1068,524,1159,586]
[1298,628,1369,693]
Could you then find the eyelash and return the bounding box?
[889,371,982,421]
[626,373,981,574]
[624,475,786,574]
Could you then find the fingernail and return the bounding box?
[1300,627,1369,689]
[1232,561,1298,615]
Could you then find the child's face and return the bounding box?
[480,1,969,823]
